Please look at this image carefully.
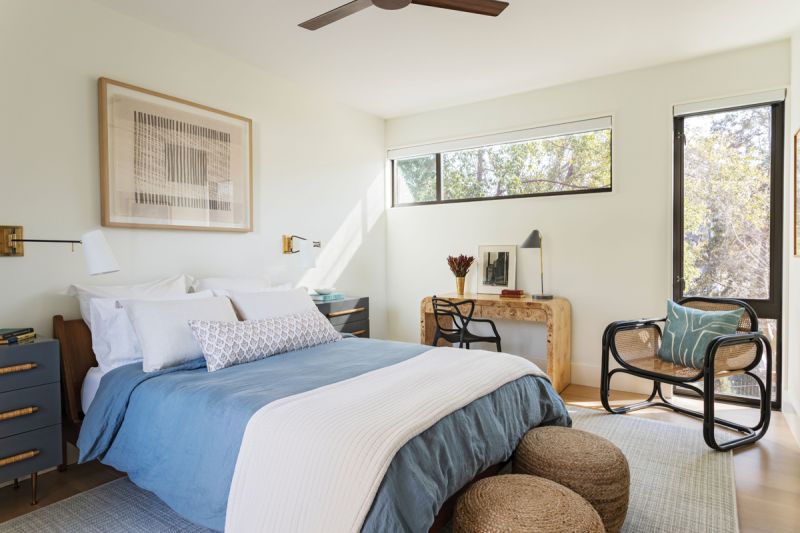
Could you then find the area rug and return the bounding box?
[0,407,737,533]
[570,407,738,533]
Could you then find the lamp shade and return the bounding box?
[521,230,542,249]
[80,230,119,276]
[297,237,317,270]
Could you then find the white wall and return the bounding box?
[385,41,790,392]
[785,29,800,439]
[0,0,388,337]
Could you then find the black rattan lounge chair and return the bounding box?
[601,296,771,451]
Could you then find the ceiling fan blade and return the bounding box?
[299,0,374,30]
[411,0,509,16]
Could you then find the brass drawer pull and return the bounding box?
[351,330,368,337]
[0,406,38,422]
[0,449,40,468]
[0,363,38,376]
[328,307,366,318]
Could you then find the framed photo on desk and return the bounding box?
[477,245,516,294]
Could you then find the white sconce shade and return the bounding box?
[298,237,317,270]
[81,230,120,276]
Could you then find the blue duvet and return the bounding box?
[78,338,570,532]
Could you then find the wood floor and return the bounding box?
[0,385,798,531]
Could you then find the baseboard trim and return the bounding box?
[782,395,800,447]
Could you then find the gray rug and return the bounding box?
[569,407,738,533]
[0,407,737,533]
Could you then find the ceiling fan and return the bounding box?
[299,0,510,31]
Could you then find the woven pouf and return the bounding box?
[513,426,630,533]
[453,474,604,533]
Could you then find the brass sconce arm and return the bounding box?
[2,226,84,256]
[282,234,322,254]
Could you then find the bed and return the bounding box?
[54,314,570,532]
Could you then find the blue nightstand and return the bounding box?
[0,338,61,504]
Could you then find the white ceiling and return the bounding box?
[94,0,800,118]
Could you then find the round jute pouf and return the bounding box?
[453,474,604,533]
[513,426,630,533]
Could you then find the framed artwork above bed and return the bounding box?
[98,78,253,232]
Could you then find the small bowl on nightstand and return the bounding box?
[314,288,336,295]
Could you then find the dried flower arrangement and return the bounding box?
[447,254,475,277]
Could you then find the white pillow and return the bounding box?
[89,291,213,372]
[189,311,341,372]
[124,296,238,372]
[192,277,272,294]
[228,288,317,320]
[68,275,189,327]
[207,284,294,298]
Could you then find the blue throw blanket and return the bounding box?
[78,338,570,532]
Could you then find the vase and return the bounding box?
[455,276,466,295]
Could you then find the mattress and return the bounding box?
[81,366,107,414]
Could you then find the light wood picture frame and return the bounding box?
[477,245,517,294]
[98,78,253,232]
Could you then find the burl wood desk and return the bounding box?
[420,294,571,392]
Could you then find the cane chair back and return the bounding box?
[611,298,759,377]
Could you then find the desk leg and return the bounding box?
[420,311,436,345]
[420,300,451,347]
[546,308,572,393]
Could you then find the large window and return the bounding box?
[673,94,784,407]
[391,117,612,206]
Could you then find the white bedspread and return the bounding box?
[225,347,546,533]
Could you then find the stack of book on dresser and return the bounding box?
[500,290,526,299]
[0,327,36,345]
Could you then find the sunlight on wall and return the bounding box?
[299,171,385,290]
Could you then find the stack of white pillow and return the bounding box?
[68,275,341,375]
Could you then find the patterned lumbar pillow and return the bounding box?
[657,300,744,369]
[189,310,342,372]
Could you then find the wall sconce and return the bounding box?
[282,234,321,255]
[1,225,120,276]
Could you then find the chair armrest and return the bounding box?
[606,317,665,332]
[468,317,501,337]
[705,332,767,373]
[603,318,665,366]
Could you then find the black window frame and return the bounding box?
[672,101,784,410]
[390,128,614,207]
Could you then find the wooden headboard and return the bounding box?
[53,315,97,428]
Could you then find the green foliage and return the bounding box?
[682,107,771,299]
[395,130,612,204]
[442,130,611,200]
[396,155,436,203]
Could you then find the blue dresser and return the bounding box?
[0,339,61,504]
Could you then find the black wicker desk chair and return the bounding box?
[601,296,771,451]
[431,296,502,352]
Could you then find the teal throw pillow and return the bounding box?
[657,300,744,369]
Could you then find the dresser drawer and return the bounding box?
[0,424,60,482]
[335,319,370,338]
[0,341,60,393]
[317,298,369,326]
[0,382,60,439]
